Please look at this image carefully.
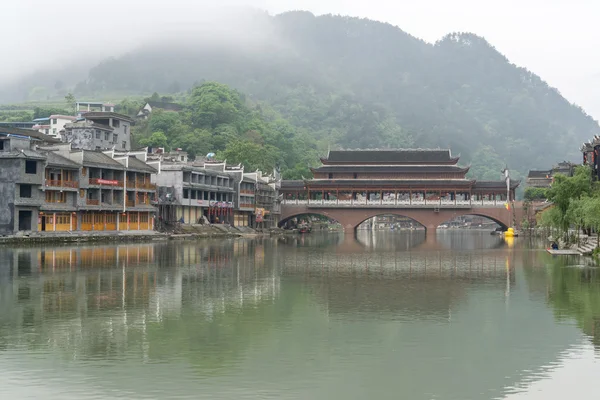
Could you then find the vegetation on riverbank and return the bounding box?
[538,166,600,245]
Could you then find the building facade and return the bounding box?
[0,128,158,235]
[63,112,133,151]
[32,115,77,138]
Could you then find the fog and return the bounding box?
[3,0,600,116]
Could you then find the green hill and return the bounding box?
[2,11,598,181]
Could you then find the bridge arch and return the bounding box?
[437,213,509,231]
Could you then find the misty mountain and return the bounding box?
[3,11,598,179]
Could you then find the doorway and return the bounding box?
[18,210,32,231]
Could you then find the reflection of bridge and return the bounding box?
[280,203,524,233]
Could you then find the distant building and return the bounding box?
[526,162,575,189]
[137,101,183,119]
[32,114,77,138]
[63,112,133,151]
[75,101,114,114]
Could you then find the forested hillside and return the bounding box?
[2,11,598,182]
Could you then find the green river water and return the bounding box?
[0,231,599,399]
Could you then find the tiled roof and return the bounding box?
[324,149,458,164]
[80,150,124,169]
[126,156,157,173]
[307,179,474,187]
[46,152,81,168]
[0,126,61,143]
[281,180,306,188]
[147,101,183,111]
[473,180,521,189]
[0,149,46,160]
[312,165,469,173]
[527,170,552,178]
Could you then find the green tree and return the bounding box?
[138,131,169,149]
[219,140,282,172]
[64,93,76,115]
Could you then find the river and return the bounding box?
[0,231,598,399]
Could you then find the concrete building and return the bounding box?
[154,162,236,225]
[63,112,133,151]
[75,101,114,114]
[0,128,158,235]
[526,162,575,189]
[32,115,77,138]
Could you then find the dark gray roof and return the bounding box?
[126,156,157,173]
[312,165,469,173]
[0,126,61,143]
[46,152,81,168]
[473,180,521,190]
[527,170,552,178]
[0,149,46,160]
[307,179,474,187]
[79,150,124,169]
[281,180,306,189]
[324,149,458,164]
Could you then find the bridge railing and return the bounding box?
[281,199,507,208]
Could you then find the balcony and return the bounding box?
[126,200,135,207]
[86,199,100,206]
[89,178,124,187]
[239,203,255,209]
[45,180,78,189]
[240,189,255,195]
[135,181,156,190]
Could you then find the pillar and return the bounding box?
[53,213,56,232]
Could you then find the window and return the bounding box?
[122,141,126,149]
[183,189,189,199]
[19,184,32,198]
[95,131,100,139]
[52,118,57,125]
[113,119,120,128]
[113,134,118,143]
[25,160,37,174]
[52,128,57,134]
[45,191,66,203]
[328,173,333,179]
[123,125,127,134]
[353,173,358,179]
[0,140,5,151]
[45,129,49,134]
[104,132,109,141]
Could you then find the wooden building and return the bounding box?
[281,149,518,205]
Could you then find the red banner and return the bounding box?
[97,179,119,185]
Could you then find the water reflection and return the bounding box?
[0,233,598,399]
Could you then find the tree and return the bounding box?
[64,93,76,115]
[138,132,169,149]
[219,140,282,172]
[524,187,548,201]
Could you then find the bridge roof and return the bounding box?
[306,179,475,188]
[473,180,521,190]
[311,165,470,174]
[322,149,459,165]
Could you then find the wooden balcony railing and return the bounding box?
[239,203,254,208]
[126,200,135,207]
[136,181,157,190]
[86,199,100,206]
[240,189,255,195]
[45,180,78,188]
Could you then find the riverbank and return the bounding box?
[0,224,294,246]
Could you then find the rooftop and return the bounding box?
[312,165,470,173]
[0,126,61,143]
[146,101,184,111]
[81,111,134,123]
[78,150,125,169]
[323,149,459,164]
[45,151,81,168]
[125,156,157,173]
[527,170,552,179]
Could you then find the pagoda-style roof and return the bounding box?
[321,149,459,165]
[311,165,469,174]
[305,179,475,188]
[527,170,552,178]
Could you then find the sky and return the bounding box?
[2,0,600,117]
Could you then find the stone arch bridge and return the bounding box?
[280,202,524,233]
